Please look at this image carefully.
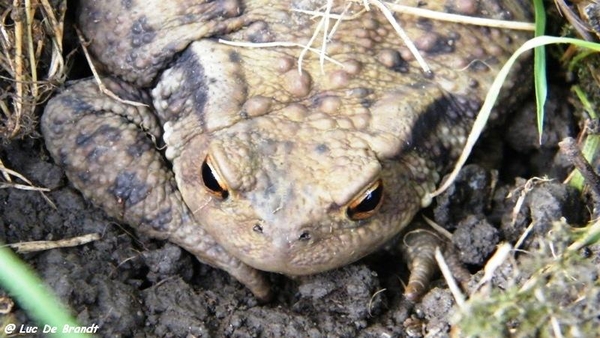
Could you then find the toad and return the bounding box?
[42,0,533,301]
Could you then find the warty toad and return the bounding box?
[42,0,533,301]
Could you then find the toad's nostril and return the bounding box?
[253,224,263,233]
[298,231,311,241]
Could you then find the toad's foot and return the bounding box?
[41,78,271,301]
[400,223,471,302]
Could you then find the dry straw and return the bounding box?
[0,0,66,140]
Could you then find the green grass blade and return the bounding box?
[433,36,600,196]
[534,0,547,144]
[0,245,92,337]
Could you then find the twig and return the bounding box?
[559,137,600,216]
[4,233,101,253]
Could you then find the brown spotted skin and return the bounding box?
[42,0,532,300]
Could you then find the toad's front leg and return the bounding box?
[41,78,272,301]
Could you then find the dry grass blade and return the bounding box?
[384,2,535,31]
[554,0,593,40]
[25,0,38,103]
[12,0,24,138]
[4,233,101,253]
[368,288,386,316]
[0,0,66,140]
[421,215,453,240]
[365,0,432,75]
[474,242,513,291]
[0,182,49,190]
[298,6,327,74]
[75,26,148,108]
[316,0,333,72]
[435,247,466,309]
[39,0,65,80]
[0,158,44,188]
[327,3,352,40]
[0,158,55,208]
[223,0,533,79]
[224,0,429,75]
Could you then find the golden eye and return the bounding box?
[201,155,229,199]
[346,179,384,220]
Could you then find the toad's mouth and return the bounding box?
[214,221,397,276]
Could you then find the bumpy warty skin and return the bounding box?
[42,0,533,300]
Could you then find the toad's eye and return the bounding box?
[201,155,229,200]
[346,179,384,220]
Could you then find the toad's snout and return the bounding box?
[252,221,313,244]
[236,220,325,274]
